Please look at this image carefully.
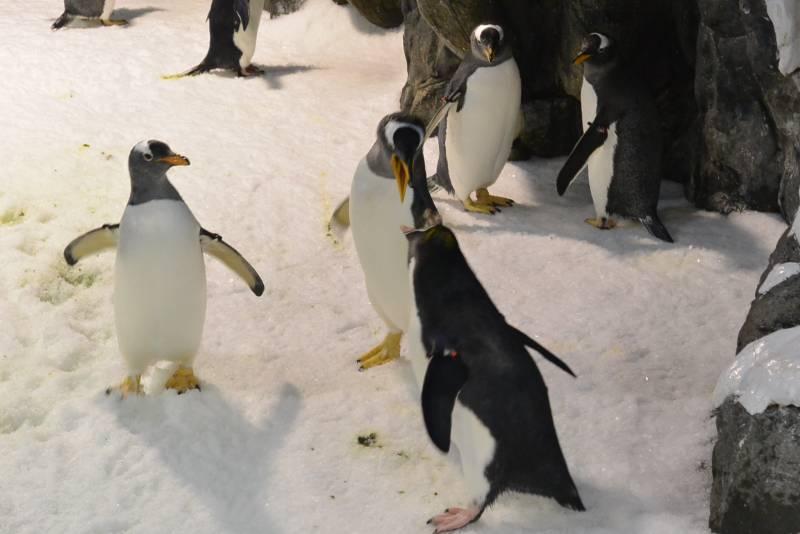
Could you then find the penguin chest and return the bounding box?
[445,59,522,200]
[350,160,414,331]
[233,0,265,68]
[114,200,207,367]
[450,400,496,505]
[405,261,429,388]
[581,79,618,218]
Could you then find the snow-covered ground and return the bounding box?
[0,1,788,533]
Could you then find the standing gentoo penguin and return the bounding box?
[349,112,440,371]
[431,24,521,215]
[64,140,264,396]
[405,225,584,532]
[556,33,673,242]
[52,0,127,29]
[169,0,265,78]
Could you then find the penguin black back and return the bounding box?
[190,0,250,75]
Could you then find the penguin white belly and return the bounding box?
[586,123,618,219]
[450,400,496,506]
[405,264,429,387]
[114,200,207,374]
[350,159,414,332]
[233,0,265,68]
[100,0,116,20]
[580,78,597,133]
[445,59,522,201]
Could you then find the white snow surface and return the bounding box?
[765,0,800,75]
[0,1,788,533]
[757,261,800,294]
[713,326,800,414]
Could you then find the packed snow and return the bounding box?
[714,326,800,414]
[757,261,800,294]
[0,1,789,533]
[765,0,800,75]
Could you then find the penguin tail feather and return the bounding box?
[162,62,212,80]
[640,215,674,243]
[52,12,70,30]
[557,489,586,512]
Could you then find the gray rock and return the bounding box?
[265,0,306,16]
[710,398,800,534]
[346,0,402,29]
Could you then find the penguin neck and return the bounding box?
[583,60,617,87]
[365,140,393,178]
[128,174,183,206]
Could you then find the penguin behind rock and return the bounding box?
[168,0,266,78]
[556,33,673,243]
[349,112,441,371]
[430,24,522,215]
[52,0,127,30]
[404,225,584,532]
[64,140,264,396]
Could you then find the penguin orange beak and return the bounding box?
[573,53,592,65]
[391,154,410,203]
[159,154,191,166]
[484,46,496,62]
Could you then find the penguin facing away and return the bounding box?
[64,140,264,396]
[431,24,522,215]
[404,225,584,532]
[168,0,266,78]
[349,112,441,371]
[52,0,127,30]
[556,33,674,243]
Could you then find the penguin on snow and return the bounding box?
[404,224,584,532]
[52,0,127,30]
[167,0,266,78]
[556,33,673,243]
[64,140,264,396]
[430,24,522,215]
[349,112,441,371]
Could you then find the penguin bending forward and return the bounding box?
[349,113,440,371]
[64,140,264,396]
[431,24,522,215]
[556,33,673,242]
[169,0,265,78]
[405,225,584,532]
[52,0,127,29]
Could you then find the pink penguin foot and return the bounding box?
[427,506,481,533]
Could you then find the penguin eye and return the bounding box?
[143,152,153,161]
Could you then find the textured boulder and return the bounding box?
[710,399,800,534]
[265,0,306,16]
[346,0,402,29]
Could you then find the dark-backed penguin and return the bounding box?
[349,112,440,371]
[430,24,521,215]
[404,225,584,532]
[52,0,127,29]
[64,140,264,396]
[556,33,673,242]
[167,0,265,78]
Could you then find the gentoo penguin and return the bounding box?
[556,33,673,242]
[349,112,440,371]
[404,225,584,532]
[168,0,266,78]
[430,24,522,215]
[64,140,264,396]
[52,0,127,29]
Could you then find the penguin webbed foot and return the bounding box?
[242,65,264,77]
[165,366,201,394]
[462,198,498,215]
[585,217,617,230]
[426,506,481,533]
[101,18,128,26]
[357,332,402,371]
[476,188,514,208]
[105,375,143,398]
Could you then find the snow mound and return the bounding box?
[757,262,800,294]
[765,0,800,75]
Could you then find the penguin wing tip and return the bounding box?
[252,280,265,297]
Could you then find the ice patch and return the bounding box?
[714,325,800,414]
[757,262,800,294]
[765,0,800,75]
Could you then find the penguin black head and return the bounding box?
[128,140,190,205]
[404,224,454,268]
[470,24,510,64]
[375,113,441,229]
[574,32,616,67]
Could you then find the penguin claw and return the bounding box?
[106,375,143,398]
[165,366,201,393]
[462,198,497,215]
[356,332,402,371]
[585,217,617,230]
[476,188,515,207]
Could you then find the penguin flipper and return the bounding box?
[234,0,250,31]
[328,196,350,230]
[431,116,455,195]
[421,351,469,453]
[556,123,608,196]
[640,214,674,243]
[64,224,119,265]
[445,58,480,112]
[200,229,265,296]
[51,11,71,30]
[511,326,577,378]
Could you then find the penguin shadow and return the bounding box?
[256,65,319,90]
[106,382,302,533]
[112,7,164,23]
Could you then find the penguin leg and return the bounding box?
[106,375,142,398]
[476,188,514,207]
[100,18,128,26]
[165,366,201,394]
[585,217,617,230]
[462,197,497,215]
[357,331,402,371]
[51,12,72,30]
[427,507,482,533]
[244,65,264,76]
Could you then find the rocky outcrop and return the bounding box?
[346,0,402,29]
[265,0,307,16]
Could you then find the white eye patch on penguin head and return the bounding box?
[472,24,505,63]
[574,32,615,65]
[129,139,190,175]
